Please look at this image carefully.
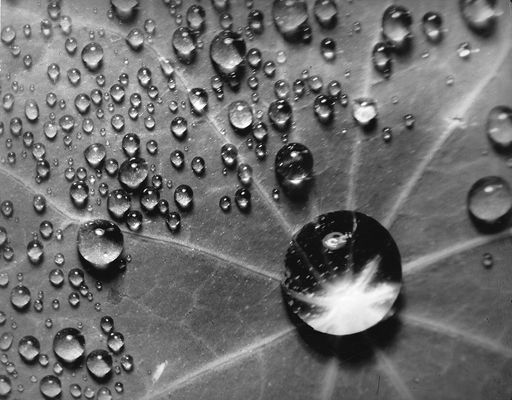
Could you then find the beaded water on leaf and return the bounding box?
[283,211,402,336]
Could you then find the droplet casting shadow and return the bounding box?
[283,289,406,365]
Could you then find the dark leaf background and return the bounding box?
[1,0,512,399]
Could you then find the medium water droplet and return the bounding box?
[174,185,193,211]
[189,88,208,115]
[313,95,334,124]
[25,99,40,122]
[268,99,292,131]
[422,12,443,42]
[313,0,338,28]
[487,106,512,152]
[272,0,311,42]
[234,188,251,212]
[126,28,144,51]
[70,180,89,208]
[11,284,31,310]
[18,335,40,363]
[372,42,392,78]
[275,143,314,197]
[459,0,496,34]
[210,30,246,90]
[172,27,197,64]
[40,375,62,399]
[77,220,124,271]
[352,98,378,129]
[381,5,413,52]
[53,328,85,365]
[110,0,139,21]
[467,176,512,231]
[81,42,104,70]
[118,157,148,191]
[84,143,106,168]
[228,100,253,132]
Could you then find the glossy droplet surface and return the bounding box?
[53,328,85,364]
[228,100,253,132]
[86,349,113,381]
[10,285,31,310]
[40,375,62,399]
[81,42,104,70]
[268,99,292,131]
[283,210,402,336]
[273,0,311,42]
[422,11,443,42]
[352,98,378,128]
[84,143,106,168]
[18,335,40,363]
[381,5,413,52]
[459,0,496,34]
[174,185,193,211]
[189,88,208,115]
[372,43,392,78]
[486,106,512,152]
[275,143,313,197]
[467,176,512,230]
[119,157,148,191]
[77,220,124,270]
[210,30,246,89]
[172,27,197,64]
[313,0,338,28]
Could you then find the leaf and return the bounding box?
[0,0,511,399]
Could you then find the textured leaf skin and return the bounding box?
[0,0,511,399]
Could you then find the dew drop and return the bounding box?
[53,328,85,365]
[210,30,246,90]
[487,106,512,152]
[77,220,124,271]
[40,375,62,399]
[422,12,443,42]
[459,0,496,34]
[174,185,193,211]
[172,27,197,64]
[81,42,104,71]
[275,143,314,197]
[228,100,253,132]
[118,157,148,191]
[381,5,413,52]
[272,0,311,42]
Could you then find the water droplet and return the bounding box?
[120,354,133,372]
[313,0,338,28]
[228,100,253,132]
[210,30,246,90]
[77,220,124,271]
[126,28,144,51]
[172,27,197,64]
[487,106,512,152]
[457,42,472,59]
[86,349,113,380]
[27,239,44,264]
[84,143,106,168]
[248,9,264,34]
[81,42,104,70]
[422,12,443,42]
[170,117,188,140]
[18,335,40,363]
[221,144,238,168]
[372,42,392,78]
[0,375,11,397]
[119,157,148,191]
[381,5,413,52]
[70,180,89,208]
[235,188,251,212]
[482,252,493,268]
[11,285,31,310]
[320,37,336,61]
[107,332,124,353]
[268,99,292,131]
[459,0,496,34]
[467,176,512,231]
[47,63,61,83]
[283,210,402,335]
[110,0,139,21]
[53,328,85,365]
[272,0,311,42]
[189,88,208,115]
[25,99,40,122]
[1,26,16,45]
[174,185,193,211]
[313,95,334,124]
[352,98,378,129]
[275,143,314,197]
[40,375,62,399]
[186,4,206,32]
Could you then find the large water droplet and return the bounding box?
[283,210,402,336]
[467,176,512,231]
[210,30,246,90]
[77,220,124,271]
[275,143,313,197]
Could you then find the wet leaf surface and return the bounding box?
[0,0,511,399]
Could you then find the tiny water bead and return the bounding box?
[381,5,413,52]
[77,220,124,270]
[53,328,85,364]
[486,106,512,152]
[275,143,314,197]
[467,176,512,230]
[482,252,494,268]
[282,211,402,336]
